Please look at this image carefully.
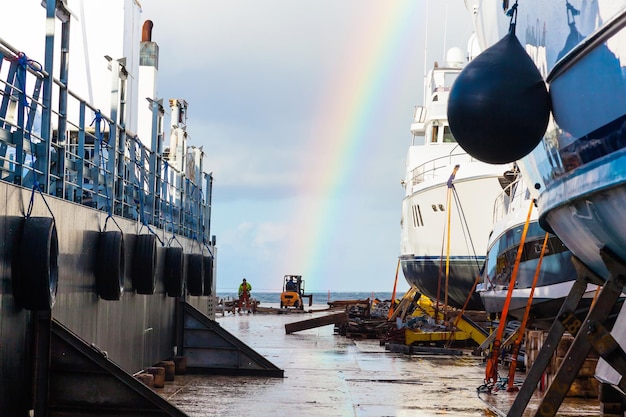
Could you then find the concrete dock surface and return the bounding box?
[160,307,601,416]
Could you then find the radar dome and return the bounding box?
[445,47,464,68]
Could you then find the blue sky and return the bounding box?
[139,0,475,293]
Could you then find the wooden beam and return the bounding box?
[285,312,349,334]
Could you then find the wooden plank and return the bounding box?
[285,312,349,334]
[327,299,370,307]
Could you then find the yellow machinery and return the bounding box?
[404,295,489,346]
[280,275,312,309]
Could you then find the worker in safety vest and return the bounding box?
[238,278,252,313]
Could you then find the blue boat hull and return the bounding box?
[479,220,582,328]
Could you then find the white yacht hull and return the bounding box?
[401,163,507,310]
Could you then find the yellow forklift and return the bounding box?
[280,275,312,309]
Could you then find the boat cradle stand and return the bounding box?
[508,247,626,417]
[30,302,283,416]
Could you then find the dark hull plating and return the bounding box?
[0,183,213,414]
[400,255,485,311]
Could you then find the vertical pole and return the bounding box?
[205,172,213,241]
[387,259,400,320]
[108,60,120,215]
[148,99,160,225]
[15,59,26,186]
[116,63,127,213]
[485,199,535,386]
[77,102,85,204]
[40,0,56,193]
[54,14,70,197]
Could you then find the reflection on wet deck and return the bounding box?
[159,307,600,416]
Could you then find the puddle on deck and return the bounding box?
[159,307,600,417]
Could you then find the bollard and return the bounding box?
[135,372,154,387]
[145,366,165,388]
[172,356,187,374]
[157,360,176,381]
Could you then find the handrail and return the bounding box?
[0,37,212,244]
[410,152,478,185]
[491,177,528,224]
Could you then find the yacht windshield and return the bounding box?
[442,126,456,143]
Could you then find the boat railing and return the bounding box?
[0,37,212,244]
[410,152,476,185]
[492,178,529,224]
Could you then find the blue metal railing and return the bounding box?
[0,37,212,243]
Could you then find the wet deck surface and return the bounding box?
[159,307,601,416]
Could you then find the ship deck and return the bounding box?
[156,305,600,416]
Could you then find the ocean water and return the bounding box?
[215,291,399,306]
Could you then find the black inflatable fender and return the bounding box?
[186,254,204,296]
[202,256,213,296]
[448,32,551,164]
[96,230,125,300]
[13,216,59,310]
[132,234,157,294]
[164,247,185,297]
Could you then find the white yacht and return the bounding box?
[400,47,512,311]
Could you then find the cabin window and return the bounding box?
[411,204,423,227]
[442,126,456,143]
[444,73,459,89]
[431,126,439,143]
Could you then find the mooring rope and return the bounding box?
[8,52,42,107]
[484,198,535,387]
[25,180,55,223]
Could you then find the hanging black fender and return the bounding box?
[448,31,551,164]
[132,234,157,294]
[96,230,125,300]
[164,247,185,297]
[202,256,213,296]
[186,254,204,296]
[13,216,59,310]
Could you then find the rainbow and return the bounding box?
[285,2,426,290]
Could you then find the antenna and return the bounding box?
[79,1,94,106]
[442,0,449,60]
[422,0,430,104]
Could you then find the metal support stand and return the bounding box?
[507,248,626,417]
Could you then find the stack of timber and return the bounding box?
[526,330,599,398]
[338,317,391,339]
[332,298,395,339]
